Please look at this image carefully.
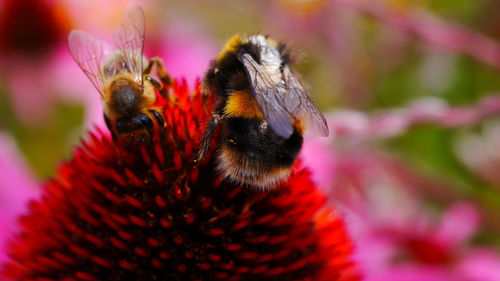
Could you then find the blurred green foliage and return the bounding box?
[0,88,83,178]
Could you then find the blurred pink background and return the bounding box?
[1,0,500,279]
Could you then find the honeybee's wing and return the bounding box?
[238,52,295,138]
[114,3,145,86]
[67,30,111,97]
[283,65,329,137]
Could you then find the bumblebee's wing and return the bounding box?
[67,30,111,96]
[114,3,145,85]
[238,52,295,138]
[283,65,329,137]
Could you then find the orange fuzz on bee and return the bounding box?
[224,90,264,120]
[198,34,329,189]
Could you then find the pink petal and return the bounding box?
[408,97,448,123]
[458,248,500,281]
[157,22,217,86]
[434,202,479,247]
[369,110,409,138]
[7,58,53,125]
[0,133,39,263]
[326,110,369,138]
[301,135,337,190]
[364,265,455,281]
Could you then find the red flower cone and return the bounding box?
[2,78,359,281]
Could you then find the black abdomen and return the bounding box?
[223,117,303,168]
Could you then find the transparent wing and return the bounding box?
[283,65,329,137]
[114,2,145,85]
[238,52,294,138]
[67,30,111,96]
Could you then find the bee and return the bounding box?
[67,3,171,142]
[198,34,329,189]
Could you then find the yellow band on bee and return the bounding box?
[216,34,242,61]
[224,90,264,120]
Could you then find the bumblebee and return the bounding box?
[68,3,170,141]
[198,34,329,189]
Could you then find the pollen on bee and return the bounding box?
[293,117,304,134]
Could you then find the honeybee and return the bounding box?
[198,34,329,189]
[68,3,171,141]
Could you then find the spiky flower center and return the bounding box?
[3,81,358,281]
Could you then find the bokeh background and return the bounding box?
[1,0,500,280]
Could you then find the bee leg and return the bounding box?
[145,76,169,99]
[144,57,172,86]
[196,113,222,162]
[143,60,155,76]
[148,109,165,128]
[103,114,117,140]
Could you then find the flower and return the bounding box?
[2,79,359,280]
[301,95,500,281]
[353,202,500,281]
[303,134,500,280]
[301,102,500,281]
